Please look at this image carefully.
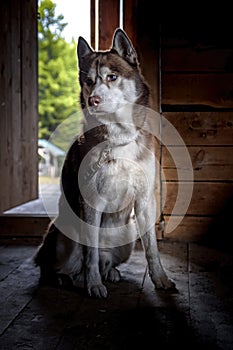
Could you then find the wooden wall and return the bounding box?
[0,0,38,213]
[160,25,233,240]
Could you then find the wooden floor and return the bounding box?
[0,241,233,349]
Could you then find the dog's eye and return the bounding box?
[107,74,117,82]
[86,78,93,87]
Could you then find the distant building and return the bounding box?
[38,139,65,177]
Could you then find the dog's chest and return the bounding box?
[96,143,151,200]
[79,139,155,212]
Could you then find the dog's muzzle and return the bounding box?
[89,95,102,107]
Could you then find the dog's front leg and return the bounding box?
[82,205,108,298]
[85,246,108,298]
[136,201,175,290]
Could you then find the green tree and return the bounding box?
[38,0,81,143]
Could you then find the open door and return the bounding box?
[0,0,38,213]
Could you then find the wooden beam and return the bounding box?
[163,216,212,241]
[162,146,233,181]
[162,48,233,73]
[90,0,95,48]
[0,215,50,245]
[163,112,233,146]
[98,0,119,50]
[123,0,137,47]
[0,0,38,213]
[162,182,233,216]
[162,73,233,108]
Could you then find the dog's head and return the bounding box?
[77,28,149,119]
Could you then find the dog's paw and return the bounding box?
[87,283,108,298]
[152,275,176,290]
[106,267,121,283]
[162,277,176,290]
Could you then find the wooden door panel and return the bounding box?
[0,0,38,213]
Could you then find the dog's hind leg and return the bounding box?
[99,219,137,283]
[99,250,121,283]
[34,222,76,288]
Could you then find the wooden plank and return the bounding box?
[188,243,233,347]
[0,247,39,336]
[134,8,160,112]
[0,0,38,213]
[0,246,36,281]
[90,0,95,48]
[21,0,38,205]
[123,0,137,47]
[0,249,146,349]
[0,214,162,245]
[161,24,233,49]
[0,1,11,212]
[10,0,23,210]
[163,216,212,241]
[162,146,233,181]
[138,39,160,112]
[162,182,233,216]
[162,48,233,72]
[98,0,119,50]
[1,245,233,348]
[162,73,233,108]
[162,112,233,146]
[0,216,50,244]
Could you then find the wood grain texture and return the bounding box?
[162,73,233,108]
[162,112,233,146]
[162,182,233,216]
[163,216,212,241]
[21,0,38,205]
[162,146,233,181]
[0,0,38,213]
[0,216,50,245]
[123,0,138,46]
[0,1,11,212]
[90,0,95,48]
[98,0,119,50]
[1,244,233,348]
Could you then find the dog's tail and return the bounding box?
[34,221,57,266]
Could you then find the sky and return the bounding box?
[53,0,91,44]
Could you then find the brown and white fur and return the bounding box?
[34,28,175,298]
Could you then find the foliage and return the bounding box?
[38,0,82,145]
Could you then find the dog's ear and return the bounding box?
[77,37,93,65]
[111,28,138,65]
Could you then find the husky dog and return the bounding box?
[34,28,175,298]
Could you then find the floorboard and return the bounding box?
[0,242,233,349]
[189,243,233,349]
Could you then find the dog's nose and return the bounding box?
[89,95,102,107]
